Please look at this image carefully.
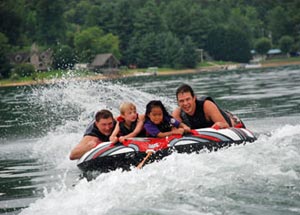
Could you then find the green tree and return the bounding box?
[206,26,251,63]
[0,0,24,45]
[135,33,161,68]
[254,37,272,55]
[180,36,197,68]
[286,1,300,40]
[74,26,120,62]
[279,35,294,55]
[163,0,192,41]
[64,1,96,27]
[53,45,77,69]
[85,5,102,27]
[227,6,261,46]
[189,7,215,49]
[159,32,182,68]
[123,36,139,66]
[90,1,116,33]
[125,32,181,68]
[0,32,11,79]
[266,6,293,44]
[23,10,38,44]
[36,0,66,45]
[133,0,165,37]
[111,0,135,52]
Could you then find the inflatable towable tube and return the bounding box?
[77,127,256,172]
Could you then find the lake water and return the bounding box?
[1,66,300,215]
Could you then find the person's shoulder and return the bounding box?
[199,96,216,103]
[84,121,95,132]
[203,99,219,114]
[203,99,217,107]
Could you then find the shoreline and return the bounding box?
[1,60,300,88]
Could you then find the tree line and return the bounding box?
[1,0,299,79]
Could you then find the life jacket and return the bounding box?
[180,96,240,129]
[117,114,146,137]
[84,121,115,142]
[144,116,176,137]
[156,119,173,133]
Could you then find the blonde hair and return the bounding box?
[119,102,136,115]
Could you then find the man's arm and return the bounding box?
[69,136,100,160]
[203,100,229,128]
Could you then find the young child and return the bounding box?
[110,102,145,143]
[144,100,190,138]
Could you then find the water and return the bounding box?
[1,66,300,214]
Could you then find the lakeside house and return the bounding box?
[266,49,285,59]
[9,43,53,71]
[88,53,120,74]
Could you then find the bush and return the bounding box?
[254,37,272,55]
[279,35,294,54]
[9,71,20,80]
[13,63,35,77]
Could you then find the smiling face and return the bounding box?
[148,106,163,125]
[177,92,196,116]
[95,117,114,136]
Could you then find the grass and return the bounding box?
[261,56,300,63]
[197,60,235,67]
[1,57,300,86]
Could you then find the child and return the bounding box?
[144,100,190,138]
[110,102,145,143]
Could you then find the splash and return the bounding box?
[27,78,177,171]
[20,123,300,215]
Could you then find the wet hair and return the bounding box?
[145,100,170,120]
[95,109,113,122]
[176,84,195,100]
[119,102,136,115]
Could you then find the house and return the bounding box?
[88,53,120,74]
[266,49,285,59]
[9,43,53,71]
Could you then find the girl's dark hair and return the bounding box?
[145,100,170,120]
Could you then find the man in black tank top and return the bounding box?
[172,84,245,129]
[69,109,116,160]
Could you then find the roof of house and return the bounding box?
[90,53,120,67]
[267,49,281,55]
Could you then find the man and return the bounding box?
[69,109,116,160]
[172,84,245,129]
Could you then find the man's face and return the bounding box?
[177,92,196,116]
[96,117,114,136]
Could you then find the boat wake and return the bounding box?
[21,122,300,214]
[17,79,300,215]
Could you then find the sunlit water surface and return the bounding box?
[0,65,300,215]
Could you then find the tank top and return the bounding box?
[84,121,112,142]
[180,96,231,129]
